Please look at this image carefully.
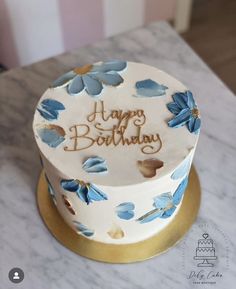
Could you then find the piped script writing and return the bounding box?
[64,101,162,155]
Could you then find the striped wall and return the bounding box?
[104,0,145,37]
[0,0,176,68]
[5,0,64,66]
[58,0,104,51]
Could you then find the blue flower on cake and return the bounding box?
[137,176,188,223]
[61,179,107,205]
[167,90,201,134]
[52,60,127,97]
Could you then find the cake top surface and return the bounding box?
[33,61,200,186]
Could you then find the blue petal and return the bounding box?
[73,221,94,237]
[171,155,192,180]
[117,211,134,220]
[186,90,195,109]
[82,75,103,96]
[82,231,94,237]
[40,107,59,119]
[82,156,108,174]
[88,184,108,202]
[84,163,107,174]
[168,108,192,128]
[167,102,181,115]
[160,206,176,218]
[188,117,201,133]
[77,185,89,204]
[153,192,173,209]
[187,117,195,133]
[135,79,168,97]
[67,75,84,95]
[92,71,124,86]
[116,202,135,220]
[61,179,107,205]
[52,71,76,88]
[116,202,135,212]
[138,208,164,224]
[92,60,127,73]
[74,221,87,231]
[194,119,201,135]
[37,99,65,121]
[173,92,188,109]
[37,125,65,148]
[173,176,189,206]
[37,108,58,121]
[41,99,65,111]
[61,179,79,192]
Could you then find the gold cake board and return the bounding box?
[37,166,201,263]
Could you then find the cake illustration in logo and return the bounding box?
[194,233,217,267]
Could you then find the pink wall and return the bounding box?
[0,0,19,68]
[58,0,104,51]
[145,0,176,23]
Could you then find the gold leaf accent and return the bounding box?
[46,124,65,136]
[62,195,76,215]
[137,158,164,178]
[137,208,160,222]
[107,224,124,239]
[191,108,200,118]
[74,64,93,75]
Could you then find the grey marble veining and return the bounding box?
[0,22,235,289]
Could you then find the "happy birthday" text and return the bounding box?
[64,101,162,155]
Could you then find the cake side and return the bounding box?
[40,148,194,244]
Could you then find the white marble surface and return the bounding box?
[0,22,235,289]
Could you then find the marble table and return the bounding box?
[0,22,235,289]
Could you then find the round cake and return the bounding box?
[33,60,201,244]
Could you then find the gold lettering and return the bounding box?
[87,101,109,122]
[64,124,94,151]
[65,101,163,155]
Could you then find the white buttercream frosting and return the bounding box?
[33,61,200,244]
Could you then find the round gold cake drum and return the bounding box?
[37,166,201,263]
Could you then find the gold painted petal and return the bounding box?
[107,224,124,239]
[46,124,65,136]
[62,195,76,215]
[137,158,164,178]
[37,124,66,148]
[74,64,93,75]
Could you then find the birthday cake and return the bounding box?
[33,60,201,244]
